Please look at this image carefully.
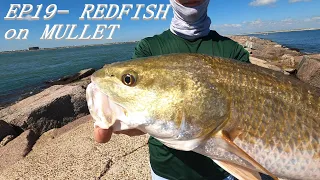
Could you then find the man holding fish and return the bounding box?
[89,0,319,180]
[94,0,249,179]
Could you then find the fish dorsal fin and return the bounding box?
[215,130,279,180]
[213,160,262,180]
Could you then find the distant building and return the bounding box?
[28,47,40,51]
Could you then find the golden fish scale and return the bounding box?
[206,56,320,152]
[203,55,320,177]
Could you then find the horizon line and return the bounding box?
[1,28,320,53]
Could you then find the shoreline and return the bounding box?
[236,28,320,36]
[1,35,320,109]
[0,41,138,54]
[0,70,95,109]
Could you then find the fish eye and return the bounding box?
[121,74,136,86]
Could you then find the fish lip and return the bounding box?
[86,82,129,130]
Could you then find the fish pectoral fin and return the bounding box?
[213,160,262,180]
[215,130,279,180]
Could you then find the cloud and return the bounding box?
[249,19,262,25]
[242,18,299,27]
[249,0,311,6]
[245,18,300,27]
[211,24,242,29]
[249,0,277,6]
[222,24,242,28]
[304,16,320,22]
[281,18,294,24]
[211,16,320,35]
[242,19,264,27]
[289,0,311,3]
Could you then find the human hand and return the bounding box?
[94,126,113,143]
[94,126,146,143]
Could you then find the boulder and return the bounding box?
[307,54,320,60]
[34,115,91,146]
[68,76,91,88]
[0,129,39,171]
[45,68,95,85]
[245,41,264,50]
[296,56,320,88]
[280,54,295,66]
[0,117,150,179]
[0,85,89,135]
[294,56,304,65]
[249,57,286,74]
[0,120,17,141]
[264,54,298,74]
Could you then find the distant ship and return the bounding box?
[28,47,40,51]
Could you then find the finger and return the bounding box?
[94,127,113,143]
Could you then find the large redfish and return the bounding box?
[86,54,320,180]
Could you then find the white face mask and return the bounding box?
[170,0,211,40]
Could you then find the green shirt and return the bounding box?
[132,30,249,180]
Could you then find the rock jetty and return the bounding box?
[230,36,320,87]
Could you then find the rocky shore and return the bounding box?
[0,36,319,179]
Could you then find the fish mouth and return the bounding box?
[86,82,131,131]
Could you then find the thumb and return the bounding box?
[94,126,113,143]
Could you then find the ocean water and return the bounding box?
[249,29,320,54]
[1,30,320,107]
[0,43,137,106]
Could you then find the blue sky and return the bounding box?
[0,0,319,51]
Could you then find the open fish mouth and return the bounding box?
[86,83,131,131]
